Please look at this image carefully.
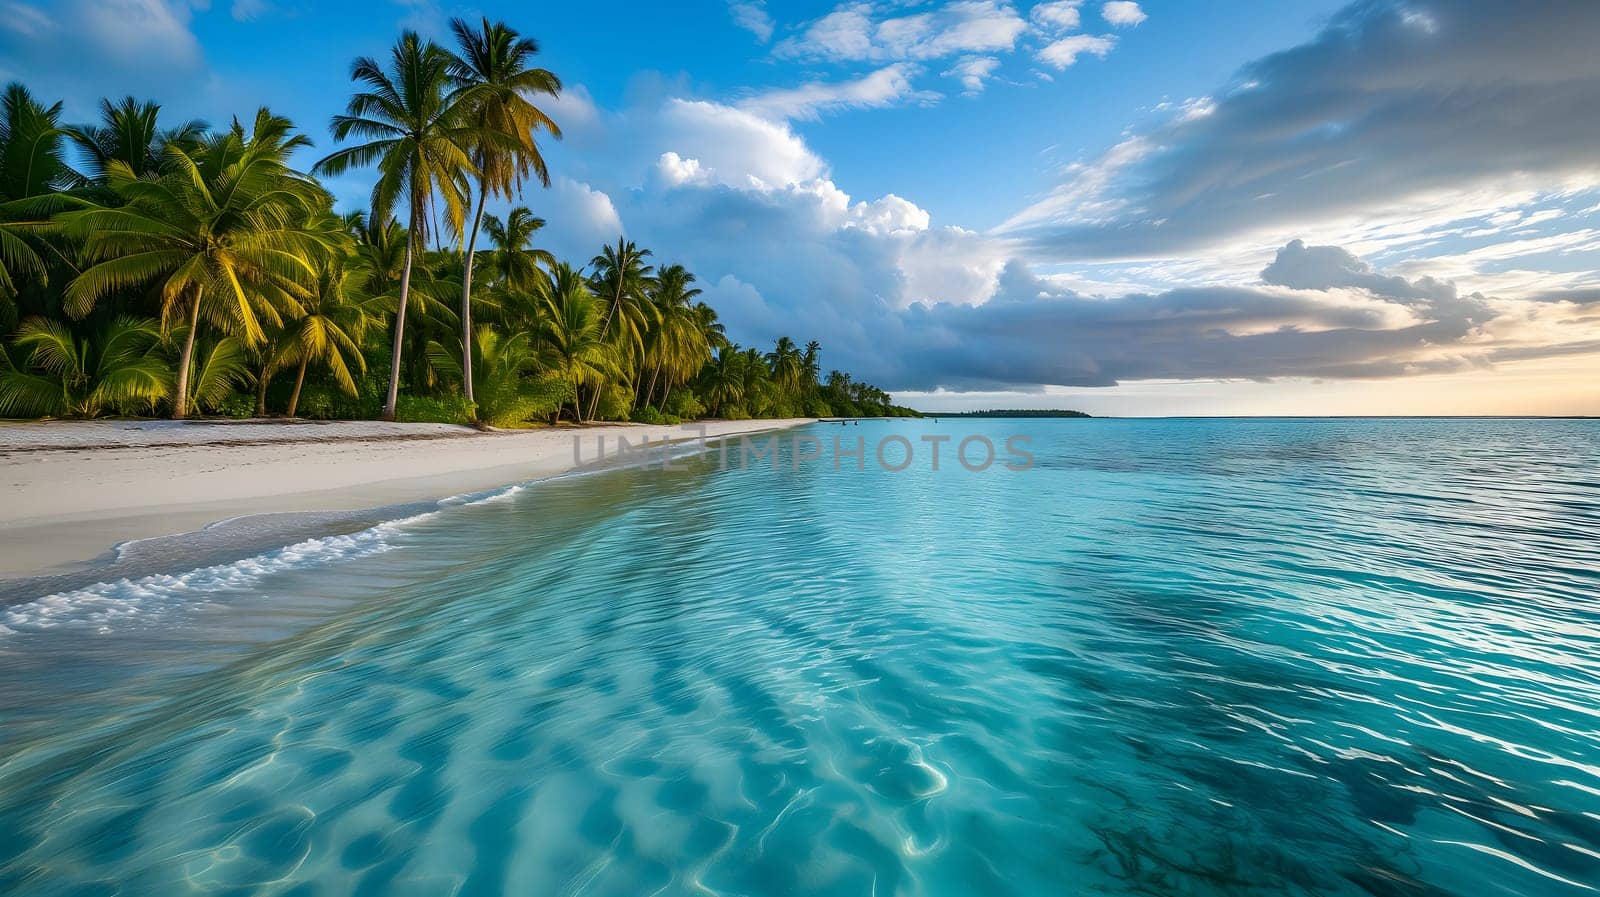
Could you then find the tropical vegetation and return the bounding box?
[0,21,915,425]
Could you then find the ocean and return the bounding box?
[1,418,1597,896]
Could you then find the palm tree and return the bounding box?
[65,96,206,183]
[482,206,555,292]
[426,325,565,427]
[535,263,612,422]
[0,83,74,316]
[591,238,654,337]
[448,16,561,407]
[641,264,704,408]
[701,346,745,418]
[276,240,372,417]
[766,336,804,396]
[57,113,331,418]
[742,346,775,416]
[350,211,409,295]
[0,315,169,417]
[696,303,728,351]
[587,237,652,419]
[184,333,251,414]
[315,31,477,421]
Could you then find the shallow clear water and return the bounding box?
[1,419,1598,896]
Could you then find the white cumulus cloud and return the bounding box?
[776,1,1028,63]
[1030,0,1083,31]
[738,64,939,121]
[1036,33,1115,68]
[1101,1,1146,27]
[942,56,1003,94]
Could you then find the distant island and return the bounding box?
[931,409,1092,418]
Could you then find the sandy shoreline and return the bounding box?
[0,418,812,584]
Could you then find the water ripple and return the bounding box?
[0,418,1596,896]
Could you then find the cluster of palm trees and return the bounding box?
[0,20,916,425]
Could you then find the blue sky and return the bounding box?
[5,0,1600,414]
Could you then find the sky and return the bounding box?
[3,0,1599,415]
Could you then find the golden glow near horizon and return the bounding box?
[904,352,1600,417]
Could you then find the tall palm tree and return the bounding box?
[57,113,331,418]
[802,340,822,396]
[642,264,703,408]
[315,31,477,421]
[535,262,612,422]
[587,237,652,419]
[65,96,206,183]
[448,17,561,406]
[742,345,775,416]
[482,206,555,292]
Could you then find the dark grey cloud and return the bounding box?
[1528,287,1600,306]
[1261,239,1455,304]
[870,258,1485,390]
[1004,0,1600,260]
[1258,237,1494,332]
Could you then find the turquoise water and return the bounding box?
[1,419,1598,896]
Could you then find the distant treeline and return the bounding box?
[933,409,1092,418]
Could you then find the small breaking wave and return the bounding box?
[0,437,731,639]
[0,516,416,637]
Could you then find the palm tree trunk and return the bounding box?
[587,280,625,421]
[172,290,202,420]
[662,380,674,408]
[573,373,582,423]
[286,356,309,418]
[460,178,488,408]
[646,364,661,409]
[255,364,270,417]
[383,228,416,422]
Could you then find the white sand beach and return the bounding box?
[0,418,811,580]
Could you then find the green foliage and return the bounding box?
[395,394,476,425]
[186,335,252,414]
[663,390,703,421]
[0,316,170,418]
[290,383,370,420]
[594,382,632,423]
[0,70,914,425]
[216,393,256,419]
[629,405,681,425]
[55,107,335,419]
[535,263,615,422]
[293,361,386,420]
[426,325,571,426]
[515,373,573,424]
[938,408,1090,418]
[0,84,72,311]
[291,387,338,420]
